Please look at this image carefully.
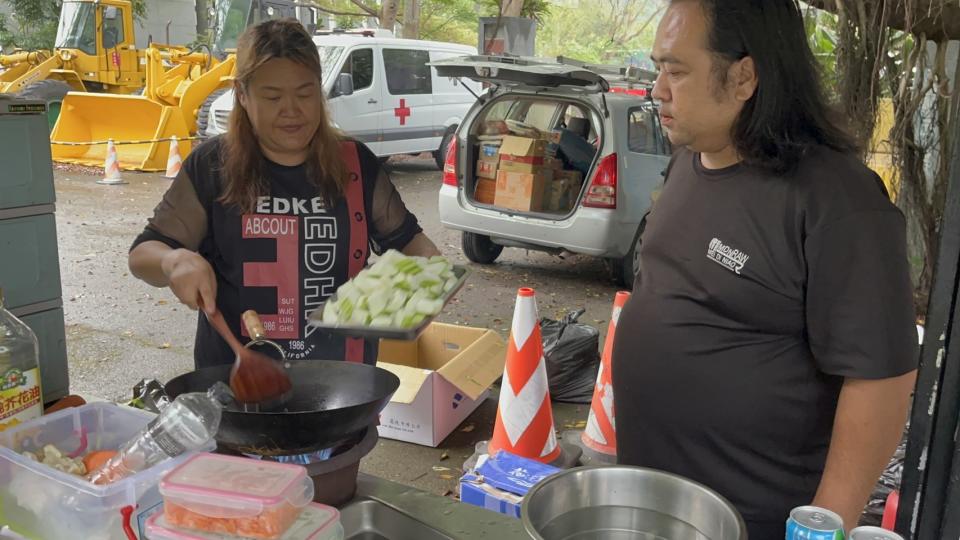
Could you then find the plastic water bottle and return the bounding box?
[88,382,232,485]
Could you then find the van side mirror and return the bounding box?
[335,73,355,97]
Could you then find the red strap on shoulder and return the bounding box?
[342,141,368,363]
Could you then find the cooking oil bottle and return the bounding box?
[0,287,42,431]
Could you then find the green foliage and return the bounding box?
[537,0,659,65]
[418,0,478,45]
[0,0,59,50]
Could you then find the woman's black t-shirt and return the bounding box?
[132,137,422,367]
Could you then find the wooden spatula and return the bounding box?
[199,300,292,408]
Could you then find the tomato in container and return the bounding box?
[159,453,314,540]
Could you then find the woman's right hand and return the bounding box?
[161,249,217,316]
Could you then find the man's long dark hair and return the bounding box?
[680,0,857,174]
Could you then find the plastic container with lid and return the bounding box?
[145,503,343,540]
[159,453,315,540]
[0,402,215,540]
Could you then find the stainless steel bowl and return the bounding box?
[521,466,747,540]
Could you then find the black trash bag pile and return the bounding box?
[861,425,909,527]
[540,309,600,403]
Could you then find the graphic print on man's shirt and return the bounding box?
[706,237,750,275]
[241,195,341,360]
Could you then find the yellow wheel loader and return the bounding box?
[5,0,314,170]
[0,0,148,130]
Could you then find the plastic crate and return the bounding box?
[0,402,215,540]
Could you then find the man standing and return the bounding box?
[612,1,918,537]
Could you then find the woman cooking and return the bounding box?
[129,19,441,368]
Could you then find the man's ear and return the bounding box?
[732,56,758,102]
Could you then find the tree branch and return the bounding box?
[807,0,960,41]
[348,0,380,17]
[311,4,377,17]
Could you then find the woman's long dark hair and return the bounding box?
[680,0,857,174]
[221,19,346,212]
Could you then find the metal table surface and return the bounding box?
[348,472,532,540]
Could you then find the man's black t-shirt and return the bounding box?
[612,147,918,534]
[132,137,422,368]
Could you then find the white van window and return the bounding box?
[339,48,374,91]
[383,49,432,95]
[318,46,344,82]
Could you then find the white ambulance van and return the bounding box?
[203,30,480,168]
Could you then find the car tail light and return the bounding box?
[442,136,458,187]
[583,153,618,209]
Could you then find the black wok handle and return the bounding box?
[242,310,267,341]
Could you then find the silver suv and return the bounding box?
[432,56,671,286]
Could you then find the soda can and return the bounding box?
[786,506,845,540]
[848,526,904,540]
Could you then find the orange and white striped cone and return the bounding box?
[582,291,629,456]
[164,135,183,179]
[488,288,562,464]
[96,139,127,185]
[562,291,630,464]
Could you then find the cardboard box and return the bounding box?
[544,177,575,212]
[499,135,547,158]
[479,142,502,160]
[376,323,506,447]
[495,170,551,212]
[474,177,497,204]
[476,158,500,180]
[498,160,545,174]
[555,169,584,184]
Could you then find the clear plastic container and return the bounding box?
[160,453,315,540]
[145,503,343,540]
[0,402,215,540]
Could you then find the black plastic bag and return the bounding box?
[540,309,600,403]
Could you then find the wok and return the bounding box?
[165,360,400,456]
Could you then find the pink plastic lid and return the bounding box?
[144,503,342,540]
[160,453,314,518]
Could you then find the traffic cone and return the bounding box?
[96,139,127,185]
[488,288,562,463]
[164,136,182,179]
[562,291,630,464]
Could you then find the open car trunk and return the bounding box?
[462,94,601,219]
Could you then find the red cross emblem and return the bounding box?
[394,99,411,125]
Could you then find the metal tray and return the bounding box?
[307,265,468,341]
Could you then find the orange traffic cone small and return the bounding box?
[563,291,630,464]
[164,136,182,179]
[96,139,127,185]
[488,288,564,464]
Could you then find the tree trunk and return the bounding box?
[501,0,523,17]
[401,0,419,39]
[380,0,399,32]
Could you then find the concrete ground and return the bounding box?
[53,154,625,498]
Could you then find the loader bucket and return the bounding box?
[51,93,191,171]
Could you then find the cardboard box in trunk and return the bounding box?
[499,156,562,174]
[544,177,576,212]
[495,169,552,212]
[499,135,548,158]
[376,323,506,447]
[474,177,497,204]
[476,158,500,180]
